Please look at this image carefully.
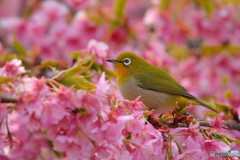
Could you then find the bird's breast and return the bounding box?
[118,77,180,113]
[118,77,140,101]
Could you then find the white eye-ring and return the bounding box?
[123,58,131,66]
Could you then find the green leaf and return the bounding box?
[167,44,189,61]
[72,108,88,116]
[91,63,116,78]
[114,0,127,19]
[0,77,16,86]
[159,115,174,122]
[126,133,131,140]
[62,60,93,77]
[41,60,59,69]
[58,75,95,90]
[221,75,228,86]
[47,140,62,158]
[12,39,27,56]
[0,53,16,63]
[52,58,93,81]
[226,137,233,143]
[224,90,232,99]
[111,0,127,29]
[217,134,240,146]
[225,136,240,146]
[49,66,60,76]
[201,44,240,56]
[160,0,171,9]
[212,133,229,145]
[223,0,240,5]
[50,56,96,90]
[197,0,214,16]
[233,139,240,146]
[69,51,81,61]
[215,103,230,115]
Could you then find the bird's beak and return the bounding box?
[105,59,120,63]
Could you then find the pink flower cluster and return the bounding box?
[0,61,237,160]
[0,59,25,77]
[0,0,240,159]
[0,0,107,63]
[0,68,163,159]
[143,4,240,45]
[177,53,240,117]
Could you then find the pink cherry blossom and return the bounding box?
[17,77,49,117]
[0,42,3,55]
[88,39,109,65]
[0,59,25,77]
[31,0,69,25]
[0,155,10,160]
[0,104,8,122]
[0,0,22,18]
[63,0,91,9]
[176,149,201,160]
[10,134,49,160]
[171,123,204,151]
[200,139,231,160]
[120,112,145,133]
[0,0,239,159]
[143,8,159,26]
[209,114,225,132]
[131,139,161,160]
[0,133,7,152]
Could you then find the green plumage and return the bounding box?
[134,59,217,112]
[106,52,218,113]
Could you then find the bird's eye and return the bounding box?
[123,58,131,66]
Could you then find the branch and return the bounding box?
[1,96,18,103]
[223,122,240,131]
[164,121,240,131]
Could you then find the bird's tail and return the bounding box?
[191,99,218,113]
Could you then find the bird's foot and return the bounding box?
[176,105,189,116]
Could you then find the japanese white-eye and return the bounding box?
[106,52,217,113]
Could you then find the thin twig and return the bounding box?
[78,128,96,147]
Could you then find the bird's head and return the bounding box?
[106,52,146,78]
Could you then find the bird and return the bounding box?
[106,52,217,114]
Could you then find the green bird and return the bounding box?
[106,52,217,113]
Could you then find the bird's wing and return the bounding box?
[134,68,218,113]
[134,71,196,99]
